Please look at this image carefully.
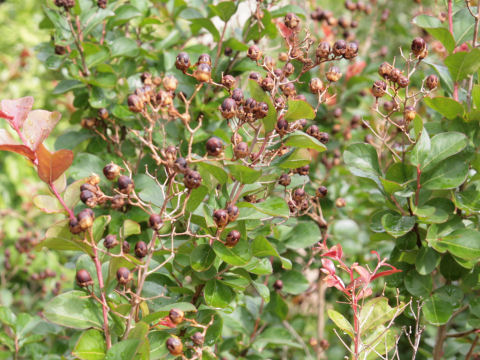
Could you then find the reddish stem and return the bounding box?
[90,233,112,350]
[448,0,459,101]
[49,182,75,220]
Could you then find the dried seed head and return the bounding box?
[116,267,131,285]
[316,41,331,60]
[128,94,143,113]
[169,308,185,325]
[332,40,347,57]
[284,12,300,29]
[225,230,241,247]
[163,75,178,92]
[191,332,204,345]
[231,88,244,104]
[372,80,387,98]
[234,141,249,159]
[404,106,416,122]
[226,205,240,222]
[247,45,262,61]
[213,209,229,227]
[425,74,439,90]
[194,63,211,82]
[206,137,223,156]
[222,74,236,89]
[175,52,190,71]
[166,336,183,356]
[326,66,342,82]
[118,175,134,194]
[184,169,202,190]
[293,188,306,202]
[197,53,212,66]
[76,269,93,287]
[77,209,94,231]
[275,118,289,136]
[103,163,121,181]
[149,214,164,231]
[378,62,393,79]
[174,157,189,174]
[411,37,426,57]
[316,186,328,198]
[309,78,323,93]
[104,234,118,249]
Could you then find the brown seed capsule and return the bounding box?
[134,241,147,258]
[103,163,121,180]
[284,12,300,29]
[184,169,202,189]
[174,157,189,174]
[316,41,331,60]
[213,209,229,227]
[283,63,295,77]
[317,132,329,144]
[264,56,276,71]
[316,186,328,198]
[244,98,257,114]
[278,52,288,62]
[309,78,323,93]
[224,47,233,56]
[194,63,211,82]
[128,94,143,113]
[77,209,94,231]
[273,279,283,290]
[335,198,346,208]
[104,234,118,249]
[169,308,185,325]
[220,98,237,119]
[425,74,438,90]
[278,173,291,187]
[122,241,130,254]
[255,102,269,119]
[97,108,109,120]
[276,118,289,136]
[293,188,306,202]
[149,214,163,231]
[397,75,409,88]
[404,106,416,122]
[81,117,96,129]
[226,205,239,222]
[333,108,343,118]
[288,200,297,213]
[140,72,152,84]
[175,52,190,71]
[234,142,249,159]
[97,0,107,9]
[118,175,134,194]
[117,267,131,285]
[206,137,223,156]
[191,332,204,346]
[166,336,183,356]
[232,88,244,104]
[389,68,401,83]
[383,101,394,112]
[225,230,241,247]
[274,97,286,110]
[332,40,347,57]
[247,45,262,61]
[306,125,320,138]
[378,62,393,79]
[296,165,310,176]
[280,82,296,97]
[111,195,125,210]
[345,0,356,11]
[163,75,178,92]
[249,72,261,82]
[372,80,387,98]
[261,77,275,92]
[411,37,426,57]
[344,42,358,59]
[222,74,236,89]
[54,45,66,55]
[76,269,93,287]
[326,66,342,82]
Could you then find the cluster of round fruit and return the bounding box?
[164,309,205,356]
[157,145,204,190]
[127,72,180,115]
[219,88,269,124]
[76,266,132,289]
[53,0,75,9]
[175,52,213,83]
[284,183,329,214]
[344,0,373,14]
[212,206,241,247]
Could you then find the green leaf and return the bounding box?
[424,97,464,119]
[238,197,290,218]
[73,329,106,360]
[421,132,467,171]
[44,291,103,329]
[253,327,302,351]
[270,5,306,19]
[110,37,139,58]
[344,143,382,187]
[204,279,235,308]
[278,148,311,169]
[105,339,140,360]
[197,162,228,184]
[444,48,480,82]
[421,155,469,190]
[412,15,455,53]
[411,127,430,167]
[423,59,454,94]
[190,18,220,42]
[227,164,262,184]
[281,271,309,295]
[0,306,16,328]
[186,185,208,212]
[136,175,165,208]
[252,236,290,269]
[284,221,321,249]
[283,131,327,152]
[283,100,315,122]
[53,80,84,95]
[209,1,237,22]
[431,228,480,262]
[327,309,354,338]
[381,214,416,238]
[248,80,276,132]
[423,294,453,325]
[359,297,405,334]
[120,219,141,239]
[253,282,270,303]
[472,84,480,109]
[111,4,142,25]
[33,195,62,214]
[38,220,93,255]
[242,257,273,275]
[404,270,432,297]
[213,239,252,266]
[190,244,216,271]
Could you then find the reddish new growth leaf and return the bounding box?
[0,96,73,183]
[153,316,177,329]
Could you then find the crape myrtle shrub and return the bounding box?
[0,0,480,359]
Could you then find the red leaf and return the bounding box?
[321,258,336,275]
[154,316,176,328]
[22,110,61,151]
[36,144,74,183]
[0,129,35,161]
[0,96,34,129]
[353,265,371,284]
[371,268,402,281]
[346,61,366,81]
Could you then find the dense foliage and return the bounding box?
[1,0,480,359]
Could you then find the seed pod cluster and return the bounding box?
[69,208,95,234]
